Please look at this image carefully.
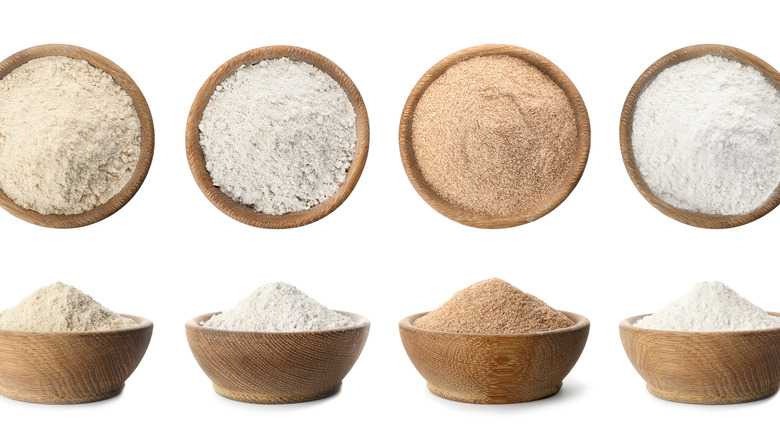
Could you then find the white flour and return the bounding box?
[0,282,137,332]
[199,58,357,215]
[201,281,355,332]
[0,56,141,215]
[635,281,780,331]
[632,55,780,215]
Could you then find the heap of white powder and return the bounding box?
[635,281,780,331]
[632,55,780,215]
[0,281,137,332]
[0,56,142,215]
[199,58,357,215]
[201,281,355,332]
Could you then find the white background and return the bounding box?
[1,0,778,436]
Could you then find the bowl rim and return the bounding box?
[0,43,155,229]
[185,45,370,229]
[186,310,370,335]
[619,43,780,229]
[619,312,780,335]
[0,314,153,336]
[399,310,589,337]
[398,43,591,229]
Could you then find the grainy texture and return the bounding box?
[186,45,369,229]
[414,278,573,334]
[0,56,141,215]
[0,315,152,404]
[400,311,589,404]
[620,314,780,404]
[186,312,369,403]
[0,282,137,332]
[412,55,577,217]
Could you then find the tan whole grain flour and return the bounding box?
[0,56,141,215]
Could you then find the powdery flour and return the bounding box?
[632,55,780,215]
[0,282,137,332]
[199,58,357,215]
[635,281,780,331]
[201,281,355,332]
[0,56,142,215]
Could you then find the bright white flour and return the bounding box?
[635,281,780,331]
[632,55,780,215]
[201,281,355,332]
[199,58,357,215]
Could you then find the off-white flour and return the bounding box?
[202,281,355,332]
[635,281,780,331]
[632,55,780,215]
[199,58,357,215]
[0,56,142,215]
[0,281,137,332]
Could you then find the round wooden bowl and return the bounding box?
[399,44,591,229]
[619,314,780,404]
[185,311,370,403]
[185,46,369,229]
[0,315,153,404]
[620,44,780,228]
[399,311,589,404]
[0,44,155,228]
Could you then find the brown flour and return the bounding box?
[411,55,577,217]
[414,278,573,334]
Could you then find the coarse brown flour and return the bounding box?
[199,58,357,215]
[0,282,137,332]
[0,56,141,215]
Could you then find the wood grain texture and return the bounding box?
[398,44,591,229]
[619,44,780,228]
[185,45,369,229]
[0,44,155,228]
[399,311,589,404]
[0,315,153,404]
[619,314,780,404]
[185,311,370,403]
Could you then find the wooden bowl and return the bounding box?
[185,46,369,229]
[399,44,591,228]
[619,44,780,228]
[399,311,589,404]
[619,314,780,404]
[0,315,153,404]
[0,44,155,228]
[185,311,370,403]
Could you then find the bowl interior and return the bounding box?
[187,310,369,334]
[399,43,590,229]
[619,44,780,228]
[185,45,369,229]
[0,44,154,228]
[400,310,589,336]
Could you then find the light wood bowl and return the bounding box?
[399,311,589,404]
[185,311,370,403]
[0,44,155,228]
[619,44,780,228]
[399,44,591,229]
[619,314,780,404]
[185,46,369,229]
[0,315,153,404]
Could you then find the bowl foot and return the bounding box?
[646,384,779,404]
[0,383,124,404]
[427,381,562,404]
[213,383,341,404]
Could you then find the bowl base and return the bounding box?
[427,381,562,404]
[213,382,341,404]
[646,384,779,404]
[0,383,124,404]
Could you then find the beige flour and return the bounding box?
[0,56,141,215]
[0,282,137,332]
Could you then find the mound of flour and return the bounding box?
[635,281,780,331]
[201,281,355,332]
